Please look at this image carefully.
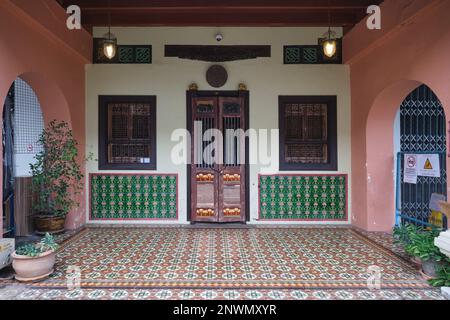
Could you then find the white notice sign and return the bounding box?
[403,154,418,184]
[417,154,441,178]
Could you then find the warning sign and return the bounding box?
[403,154,418,184]
[417,154,440,178]
[403,153,441,184]
[424,158,433,170]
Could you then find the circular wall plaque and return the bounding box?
[206,65,228,88]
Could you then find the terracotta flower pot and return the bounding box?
[11,250,56,282]
[410,256,422,267]
[34,215,66,234]
[421,260,442,278]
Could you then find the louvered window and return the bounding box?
[99,96,156,170]
[279,96,337,171]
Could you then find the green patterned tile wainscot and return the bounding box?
[90,174,177,220]
[259,175,347,221]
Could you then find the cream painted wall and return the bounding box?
[86,27,351,225]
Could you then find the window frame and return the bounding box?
[98,95,157,170]
[278,95,337,171]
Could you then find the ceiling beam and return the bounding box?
[60,0,379,10]
[82,12,360,27]
[57,0,382,28]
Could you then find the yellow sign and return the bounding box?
[428,210,445,229]
[424,158,433,170]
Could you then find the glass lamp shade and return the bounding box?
[102,33,117,59]
[323,39,337,58]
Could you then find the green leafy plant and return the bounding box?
[393,223,445,262]
[429,262,450,287]
[394,223,450,286]
[15,233,59,257]
[404,228,444,262]
[393,223,421,246]
[30,120,83,217]
[40,232,59,252]
[15,243,41,257]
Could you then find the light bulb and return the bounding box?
[323,39,337,58]
[103,41,116,59]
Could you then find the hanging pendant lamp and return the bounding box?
[102,0,117,60]
[321,2,338,58]
[322,27,337,58]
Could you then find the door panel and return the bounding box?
[191,97,218,222]
[190,93,247,223]
[217,96,246,222]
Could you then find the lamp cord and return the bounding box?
[107,0,111,40]
[327,0,332,39]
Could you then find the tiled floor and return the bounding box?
[0,226,444,300]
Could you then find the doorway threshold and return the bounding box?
[185,223,254,229]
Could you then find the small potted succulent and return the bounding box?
[30,120,83,234]
[11,233,59,282]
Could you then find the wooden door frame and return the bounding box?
[186,89,249,223]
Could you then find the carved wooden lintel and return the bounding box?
[165,45,271,62]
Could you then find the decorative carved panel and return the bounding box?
[206,65,228,88]
[284,39,342,64]
[165,45,270,62]
[93,38,152,64]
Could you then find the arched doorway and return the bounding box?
[394,85,447,227]
[2,77,44,237]
[362,78,450,231]
[0,72,80,235]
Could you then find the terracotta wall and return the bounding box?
[0,0,91,235]
[3,0,449,234]
[345,0,450,231]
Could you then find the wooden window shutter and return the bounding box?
[99,96,157,170]
[279,96,337,171]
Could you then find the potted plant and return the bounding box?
[428,262,450,287]
[393,223,422,265]
[11,233,59,282]
[30,120,83,234]
[394,223,445,277]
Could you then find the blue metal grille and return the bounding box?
[399,85,447,225]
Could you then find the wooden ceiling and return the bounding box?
[57,0,383,32]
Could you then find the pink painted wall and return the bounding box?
[345,0,450,231]
[2,0,449,234]
[0,0,91,235]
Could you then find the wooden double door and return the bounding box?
[188,91,248,223]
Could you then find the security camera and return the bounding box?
[215,33,223,42]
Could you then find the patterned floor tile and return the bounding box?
[0,227,445,300]
[4,287,444,300]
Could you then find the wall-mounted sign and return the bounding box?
[403,154,418,184]
[404,153,441,184]
[428,193,447,229]
[418,154,440,178]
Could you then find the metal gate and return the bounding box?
[2,85,15,237]
[399,85,447,225]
